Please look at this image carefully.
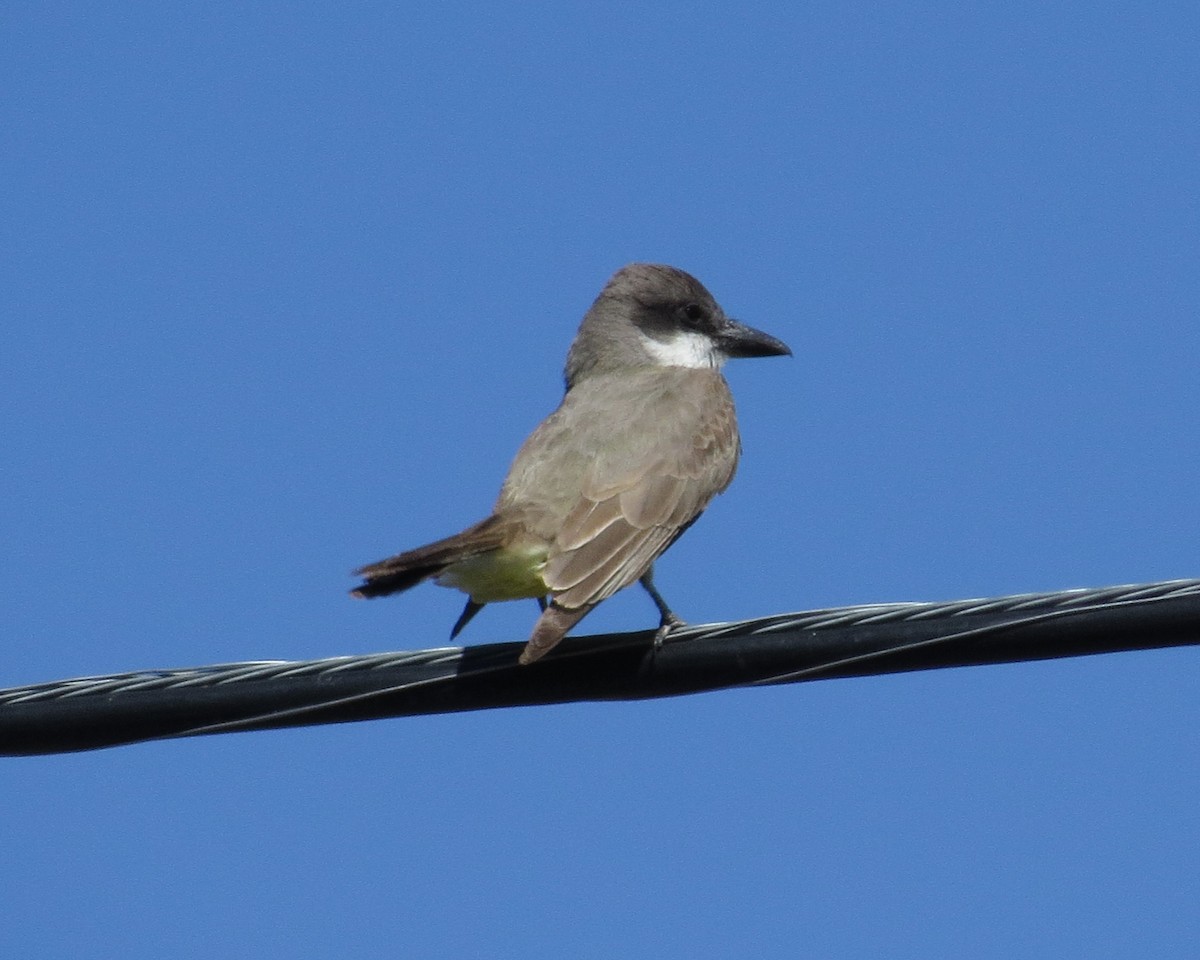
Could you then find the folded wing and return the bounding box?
[542,376,740,611]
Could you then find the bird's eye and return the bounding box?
[681,303,705,326]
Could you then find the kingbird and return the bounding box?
[352,263,790,664]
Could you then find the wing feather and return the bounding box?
[550,510,646,590]
[542,371,740,611]
[551,526,677,610]
[556,498,626,551]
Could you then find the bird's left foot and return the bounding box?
[640,568,686,649]
[653,612,687,649]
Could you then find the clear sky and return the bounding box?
[3,2,1198,957]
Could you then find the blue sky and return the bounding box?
[3,2,1198,957]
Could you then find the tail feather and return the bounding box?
[351,517,506,599]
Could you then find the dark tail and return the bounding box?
[350,517,507,599]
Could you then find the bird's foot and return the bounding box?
[653,612,687,649]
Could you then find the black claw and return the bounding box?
[450,599,485,639]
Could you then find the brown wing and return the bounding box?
[541,371,739,611]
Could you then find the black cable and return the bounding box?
[2,578,1198,756]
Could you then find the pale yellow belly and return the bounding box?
[434,546,549,602]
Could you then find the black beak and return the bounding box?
[717,319,792,359]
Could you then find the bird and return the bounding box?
[351,263,790,664]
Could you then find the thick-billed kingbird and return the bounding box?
[352,263,790,664]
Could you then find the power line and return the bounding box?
[2,577,1198,756]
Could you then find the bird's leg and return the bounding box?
[450,599,486,640]
[639,568,685,647]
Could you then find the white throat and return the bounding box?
[641,330,725,369]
